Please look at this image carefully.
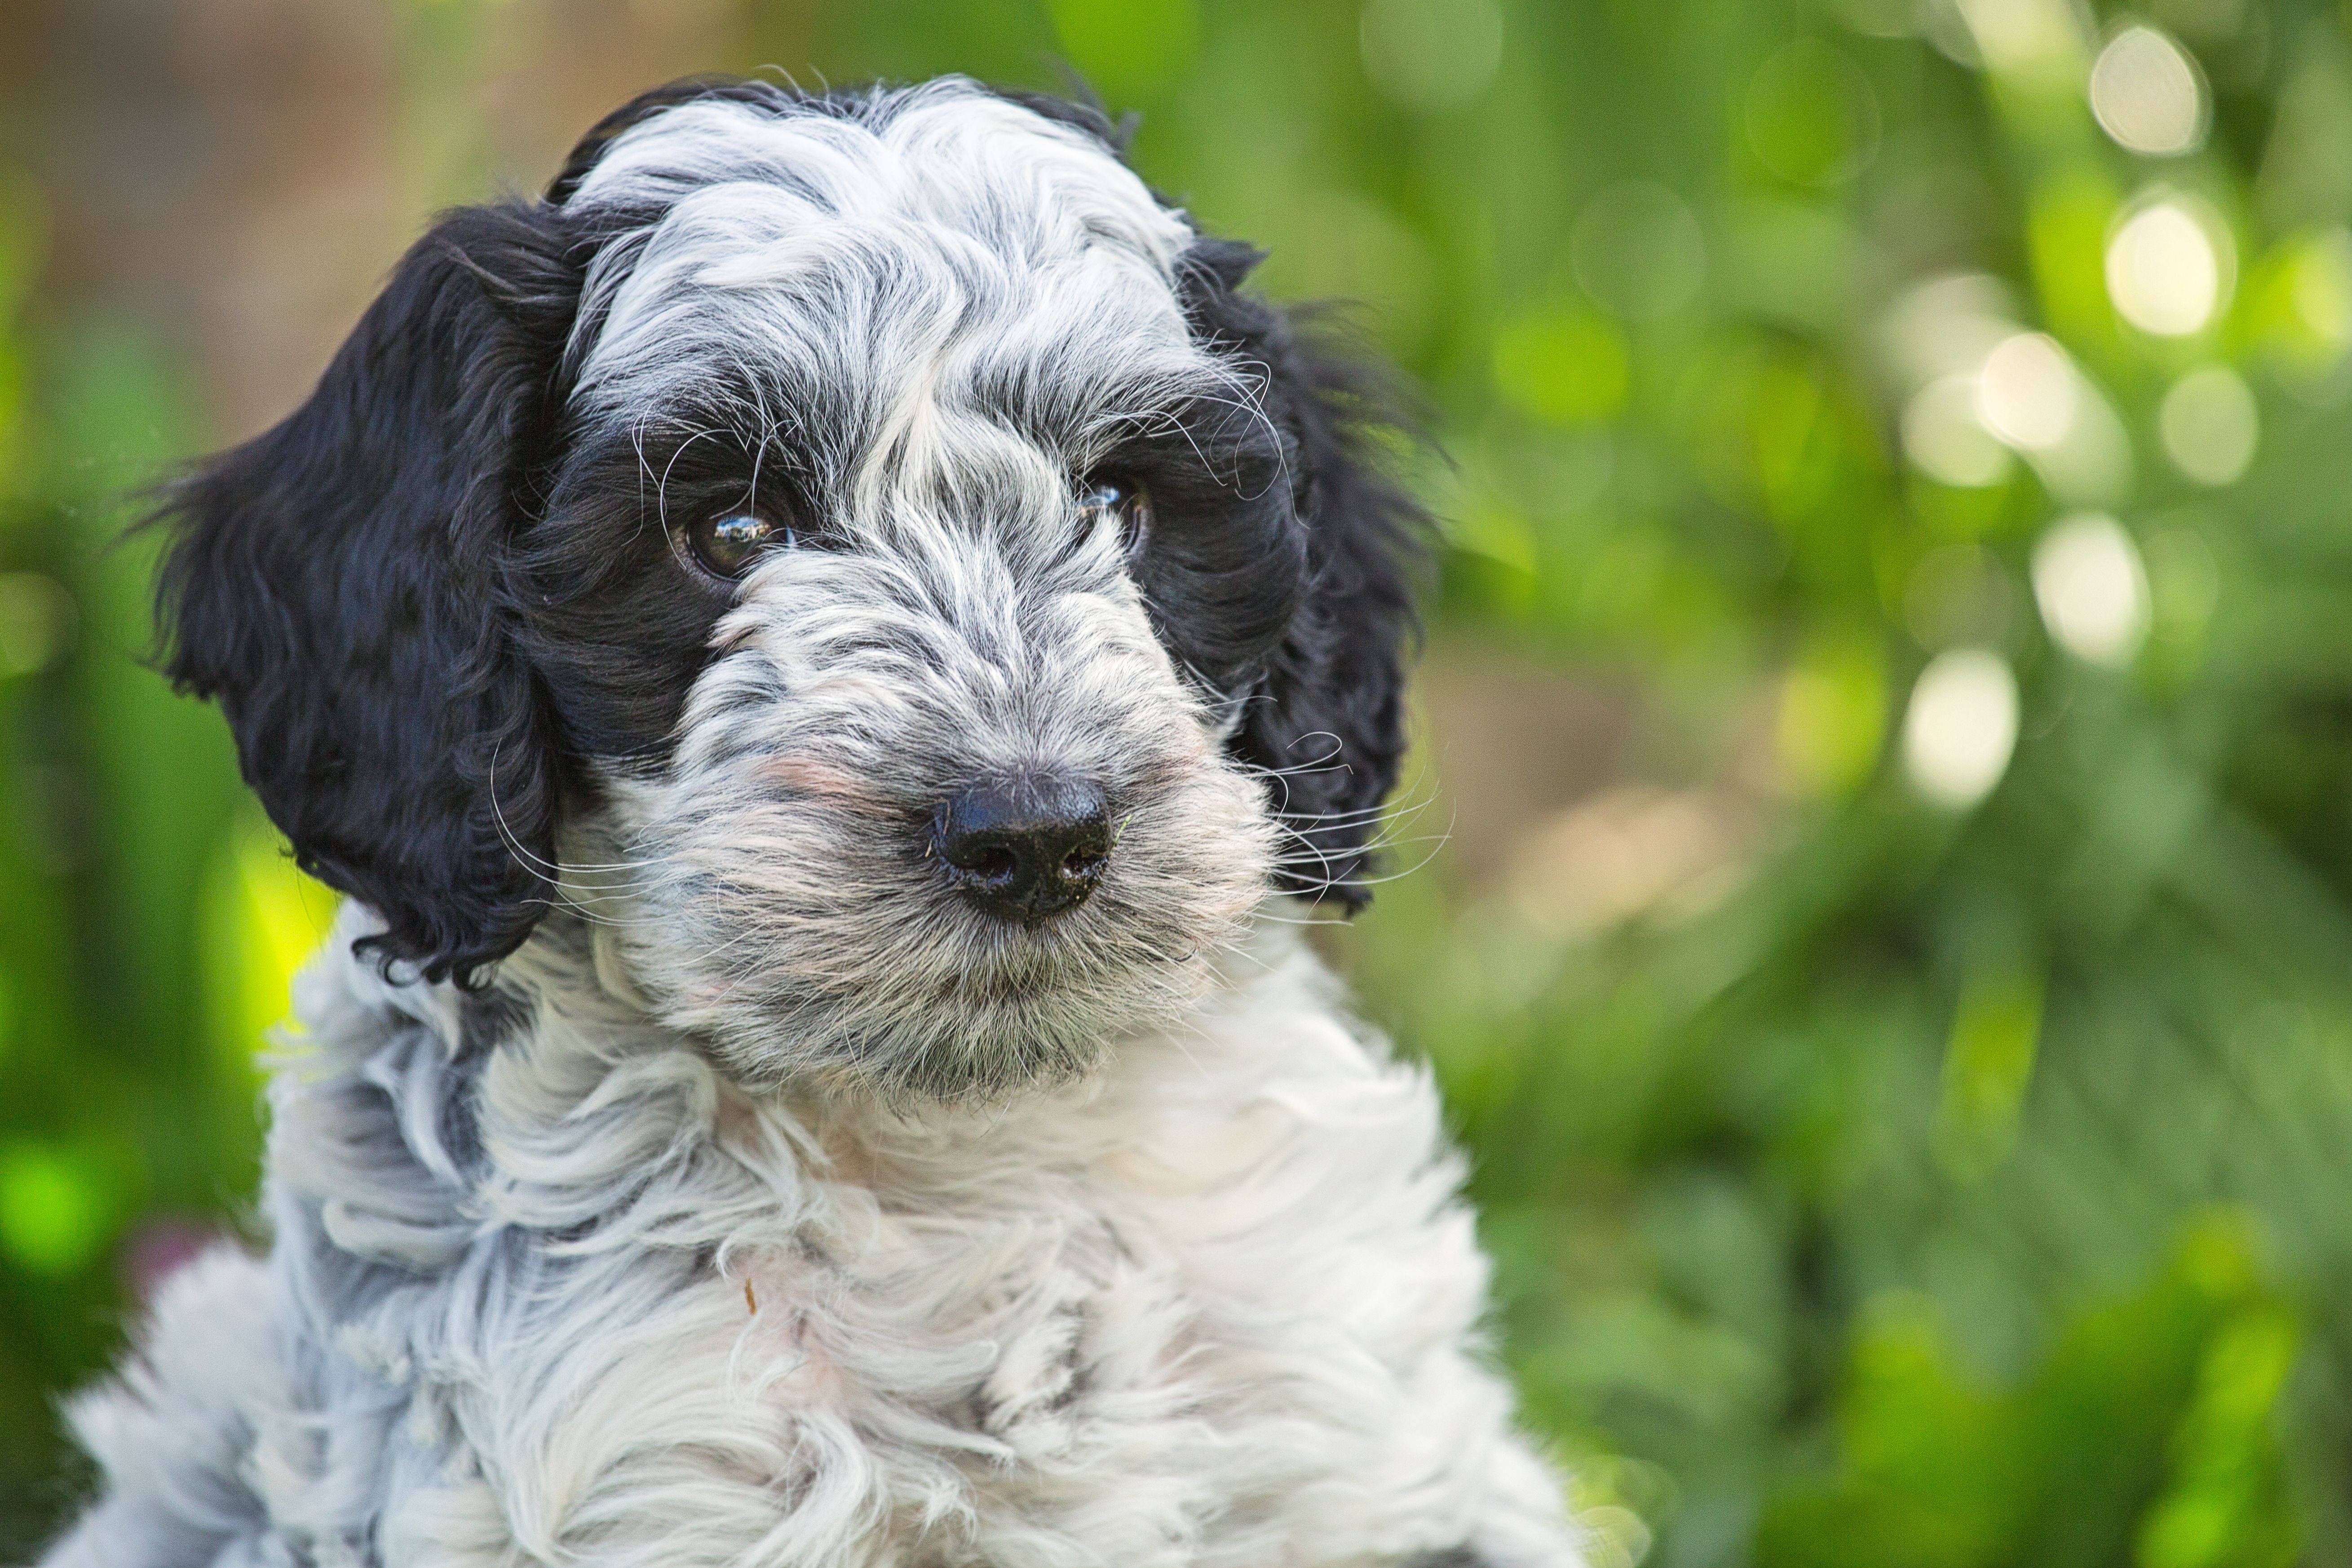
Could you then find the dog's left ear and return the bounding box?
[1180,240,1428,910]
[153,203,585,985]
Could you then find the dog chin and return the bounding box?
[678,932,1228,1104]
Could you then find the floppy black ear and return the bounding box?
[155,202,585,984]
[1182,240,1428,911]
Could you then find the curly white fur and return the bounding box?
[49,907,1578,1568]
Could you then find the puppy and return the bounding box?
[45,78,1582,1568]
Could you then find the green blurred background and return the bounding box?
[4,0,2352,1561]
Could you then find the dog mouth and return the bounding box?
[708,882,1236,1096]
[919,932,1202,1008]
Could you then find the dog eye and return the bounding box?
[1077,477,1152,558]
[683,509,796,580]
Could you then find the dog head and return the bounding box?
[157,79,1423,1099]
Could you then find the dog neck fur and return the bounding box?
[50,902,1579,1567]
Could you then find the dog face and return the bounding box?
[157,80,1421,1099]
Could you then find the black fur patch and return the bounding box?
[1079,389,1307,702]
[153,202,590,985]
[1176,239,1428,910]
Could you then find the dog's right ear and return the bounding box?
[154,202,586,985]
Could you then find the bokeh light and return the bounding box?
[2159,365,2259,486]
[1903,374,2014,486]
[1744,40,1881,187]
[1976,331,2079,450]
[2088,26,2208,156]
[1879,272,2020,397]
[2106,197,2230,336]
[2032,512,2151,666]
[1903,648,2020,808]
[1954,0,2084,80]
[2272,227,2352,372]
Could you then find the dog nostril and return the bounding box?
[935,772,1113,923]
[964,845,1020,883]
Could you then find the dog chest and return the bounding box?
[365,945,1515,1564]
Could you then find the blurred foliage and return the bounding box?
[10,0,2352,1563]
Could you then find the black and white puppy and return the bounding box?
[48,79,1581,1568]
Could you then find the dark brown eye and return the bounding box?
[682,509,795,580]
[1077,477,1152,559]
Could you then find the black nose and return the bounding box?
[935,772,1113,923]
